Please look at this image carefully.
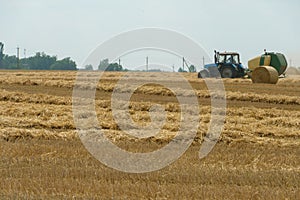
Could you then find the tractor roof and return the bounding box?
[219,52,239,55]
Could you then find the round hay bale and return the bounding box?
[251,66,279,84]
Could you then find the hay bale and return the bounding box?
[251,66,279,84]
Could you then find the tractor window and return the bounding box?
[225,55,233,63]
[218,55,225,63]
[232,55,239,64]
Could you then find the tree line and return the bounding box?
[0,51,125,71]
[92,58,126,71]
[1,52,196,72]
[0,42,196,72]
[0,52,77,70]
[87,58,196,72]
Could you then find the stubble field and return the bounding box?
[0,70,299,199]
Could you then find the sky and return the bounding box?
[1,0,300,70]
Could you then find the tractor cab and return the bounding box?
[215,51,240,65]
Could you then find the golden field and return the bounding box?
[0,70,300,199]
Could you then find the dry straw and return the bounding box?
[251,66,279,84]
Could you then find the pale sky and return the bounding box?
[1,0,300,70]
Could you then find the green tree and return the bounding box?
[84,64,93,70]
[0,50,77,70]
[98,59,123,71]
[20,57,29,69]
[2,55,18,69]
[106,63,123,71]
[27,52,57,70]
[178,67,185,72]
[98,59,109,71]
[50,57,77,70]
[188,65,196,72]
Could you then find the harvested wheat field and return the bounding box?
[0,70,300,199]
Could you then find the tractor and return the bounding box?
[198,50,247,78]
[198,50,288,84]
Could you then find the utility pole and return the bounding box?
[146,56,148,72]
[203,56,205,67]
[118,58,121,66]
[17,46,20,69]
[182,57,185,71]
[23,49,27,69]
[0,42,4,68]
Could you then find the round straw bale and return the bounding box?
[251,66,279,84]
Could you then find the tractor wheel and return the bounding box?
[220,66,237,78]
[198,69,210,78]
[207,66,221,78]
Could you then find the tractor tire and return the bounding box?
[220,66,237,78]
[198,69,210,78]
[207,66,221,78]
[251,66,278,84]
